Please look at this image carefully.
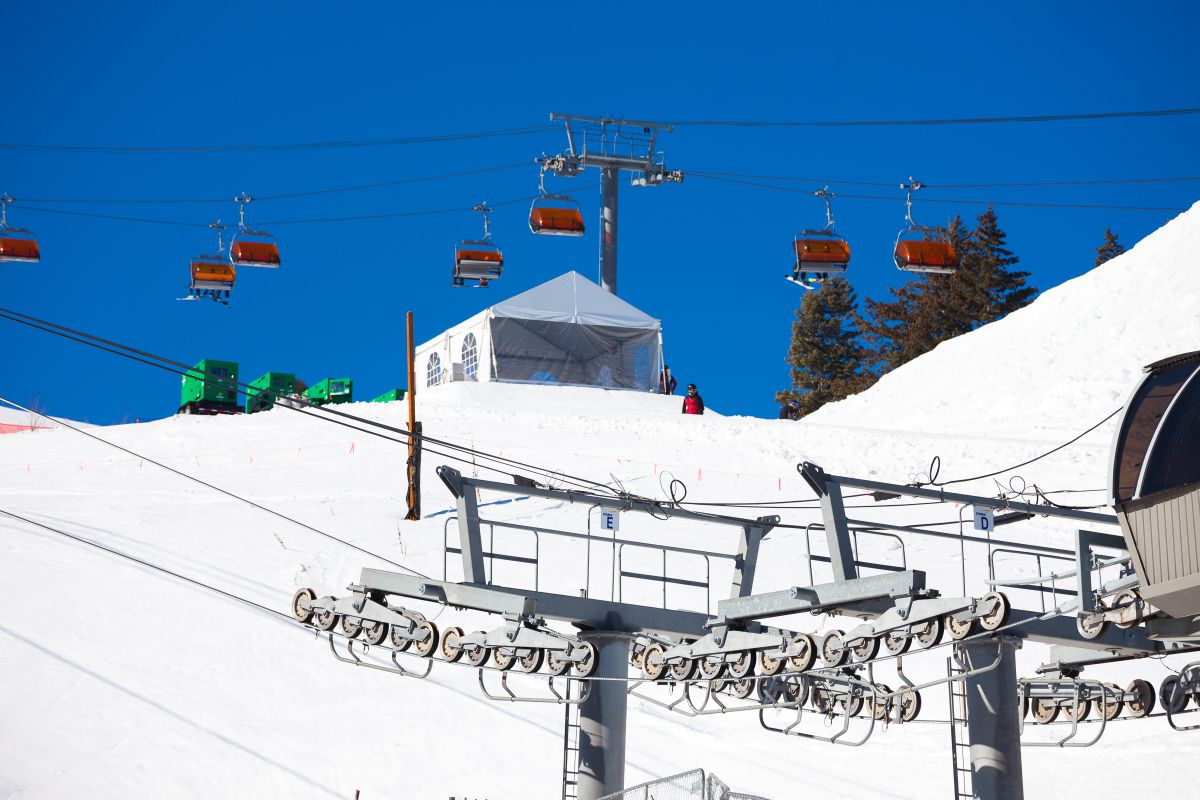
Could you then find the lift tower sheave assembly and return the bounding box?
[543,114,683,295]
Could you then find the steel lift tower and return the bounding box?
[541,114,683,295]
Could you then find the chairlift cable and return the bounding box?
[0,306,621,496]
[689,169,1200,190]
[661,107,1200,127]
[0,125,555,154]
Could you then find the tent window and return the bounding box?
[634,346,649,390]
[462,334,478,382]
[426,353,442,387]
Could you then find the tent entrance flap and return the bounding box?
[488,317,661,391]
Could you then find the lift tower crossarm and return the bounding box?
[543,113,683,295]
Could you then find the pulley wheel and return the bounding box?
[1113,590,1142,630]
[1125,679,1155,718]
[312,598,339,632]
[1160,675,1189,715]
[945,613,974,641]
[1076,614,1107,640]
[630,645,645,670]
[787,633,816,672]
[784,677,809,706]
[729,678,755,700]
[465,642,490,667]
[517,648,545,673]
[573,642,598,678]
[840,689,865,718]
[360,619,389,646]
[290,588,316,624]
[546,651,572,677]
[411,620,439,658]
[390,624,413,652]
[811,686,834,715]
[698,658,725,680]
[492,648,516,671]
[1030,697,1059,724]
[882,629,911,655]
[899,689,922,722]
[728,651,755,679]
[439,626,465,662]
[757,678,784,704]
[870,684,893,721]
[850,635,879,663]
[913,617,944,648]
[641,644,667,681]
[820,630,848,667]
[977,592,1010,632]
[1101,683,1124,721]
[669,657,697,682]
[1061,696,1091,722]
[340,616,362,639]
[758,649,785,676]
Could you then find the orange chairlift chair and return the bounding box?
[183,221,236,305]
[528,166,584,236]
[229,193,281,268]
[0,194,41,263]
[893,180,957,274]
[454,203,503,287]
[789,187,850,290]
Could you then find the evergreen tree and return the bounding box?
[1095,227,1126,266]
[777,278,873,417]
[859,207,1036,374]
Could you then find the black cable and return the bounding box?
[688,173,1188,213]
[16,162,533,205]
[0,394,428,578]
[925,409,1121,488]
[0,306,620,496]
[0,125,554,153]
[689,169,1200,190]
[0,506,293,620]
[663,107,1200,127]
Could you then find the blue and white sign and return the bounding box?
[600,509,620,532]
[973,507,995,532]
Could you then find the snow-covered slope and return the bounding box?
[2,204,1199,800]
[812,200,1200,441]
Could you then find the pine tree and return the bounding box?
[859,207,1036,374]
[777,278,874,417]
[1095,227,1126,266]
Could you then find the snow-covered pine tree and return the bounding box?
[777,277,874,417]
[1095,227,1127,266]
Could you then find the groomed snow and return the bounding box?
[1,202,1198,800]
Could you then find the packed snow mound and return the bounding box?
[811,200,1200,440]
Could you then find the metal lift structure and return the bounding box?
[291,460,1198,800]
[538,114,683,296]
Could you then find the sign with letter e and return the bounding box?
[600,509,620,532]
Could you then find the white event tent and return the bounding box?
[415,271,664,392]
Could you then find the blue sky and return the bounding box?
[2,1,1198,423]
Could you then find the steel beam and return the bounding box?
[358,568,714,639]
[576,634,628,800]
[715,570,926,623]
[961,637,1024,800]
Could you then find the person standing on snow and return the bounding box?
[681,383,705,415]
[660,365,678,395]
[778,398,800,420]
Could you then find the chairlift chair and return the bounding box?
[228,193,281,268]
[183,222,236,305]
[454,203,503,287]
[893,180,957,274]
[528,167,584,236]
[0,194,41,263]
[789,188,850,290]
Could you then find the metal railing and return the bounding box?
[988,549,1076,614]
[802,523,908,585]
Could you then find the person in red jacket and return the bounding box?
[681,383,705,415]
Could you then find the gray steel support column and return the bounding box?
[576,634,628,800]
[820,480,858,582]
[600,166,619,295]
[961,637,1024,800]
